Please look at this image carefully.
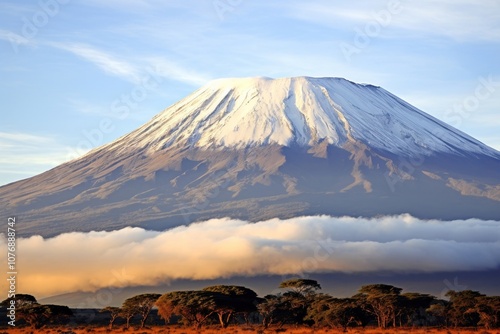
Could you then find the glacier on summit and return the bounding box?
[106,76,498,158]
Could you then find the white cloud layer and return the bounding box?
[1,214,499,298]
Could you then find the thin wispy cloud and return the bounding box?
[49,42,142,83]
[0,2,38,17]
[66,98,127,120]
[81,0,165,12]
[146,57,212,87]
[288,0,500,42]
[0,132,53,143]
[47,41,211,87]
[0,29,31,46]
[2,215,498,298]
[395,1,500,41]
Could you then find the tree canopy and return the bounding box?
[122,293,161,328]
[202,285,259,328]
[1,294,38,308]
[355,284,403,328]
[10,284,500,330]
[100,306,121,329]
[156,290,219,330]
[18,304,72,329]
[279,278,322,296]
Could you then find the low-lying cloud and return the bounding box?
[1,214,499,298]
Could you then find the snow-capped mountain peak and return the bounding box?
[2,76,499,237]
[114,76,498,158]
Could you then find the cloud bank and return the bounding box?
[1,214,499,298]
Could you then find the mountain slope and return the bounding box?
[2,77,499,237]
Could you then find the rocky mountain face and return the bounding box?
[2,77,499,237]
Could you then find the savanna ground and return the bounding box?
[1,327,498,334]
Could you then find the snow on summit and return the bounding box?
[116,76,499,158]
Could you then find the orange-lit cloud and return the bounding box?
[1,214,499,298]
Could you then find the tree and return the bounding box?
[43,305,73,326]
[355,284,403,328]
[397,293,435,327]
[17,304,72,329]
[122,293,161,328]
[100,306,122,329]
[279,278,322,297]
[120,304,136,329]
[156,290,218,330]
[16,304,50,328]
[427,300,449,327]
[306,294,366,330]
[2,297,72,329]
[446,290,484,327]
[202,285,259,328]
[257,294,291,329]
[1,294,38,308]
[467,296,500,329]
[305,294,332,328]
[275,278,322,326]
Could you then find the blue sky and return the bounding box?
[1,0,499,186]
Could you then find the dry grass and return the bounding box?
[0,328,494,334]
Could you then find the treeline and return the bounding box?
[1,294,72,329]
[3,279,500,330]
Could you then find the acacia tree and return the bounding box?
[122,293,161,328]
[16,304,50,328]
[471,296,500,329]
[446,290,484,327]
[1,295,72,329]
[100,306,121,329]
[305,294,332,328]
[426,300,449,327]
[397,293,435,327]
[156,290,218,330]
[202,285,259,328]
[279,278,322,297]
[306,294,366,330]
[119,304,136,329]
[278,278,322,325]
[0,294,38,308]
[355,284,402,328]
[17,304,72,329]
[257,294,292,329]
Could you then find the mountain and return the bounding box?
[2,76,500,237]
